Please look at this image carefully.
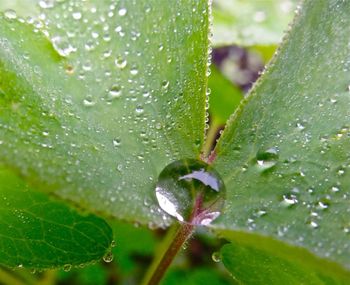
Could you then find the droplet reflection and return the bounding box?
[155,159,225,226]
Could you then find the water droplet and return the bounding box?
[39,0,54,9]
[155,159,225,226]
[103,251,114,263]
[135,106,144,114]
[51,36,75,57]
[130,66,139,75]
[108,85,122,99]
[112,138,121,147]
[111,240,116,248]
[255,147,279,171]
[118,8,127,16]
[211,252,221,262]
[115,56,127,69]
[316,200,329,210]
[83,97,96,107]
[162,80,170,89]
[296,122,305,130]
[308,221,319,229]
[281,193,298,207]
[4,9,17,19]
[72,11,82,20]
[155,123,162,130]
[63,264,72,272]
[331,186,340,193]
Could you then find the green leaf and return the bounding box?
[220,233,350,284]
[161,267,233,285]
[212,0,350,272]
[0,0,209,226]
[0,168,112,270]
[208,66,243,126]
[212,0,296,47]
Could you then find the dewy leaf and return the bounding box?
[0,168,112,269]
[212,0,296,47]
[221,234,350,284]
[212,0,350,271]
[0,0,209,227]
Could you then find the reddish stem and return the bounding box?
[144,194,204,285]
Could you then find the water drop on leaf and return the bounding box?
[212,252,221,263]
[4,9,17,20]
[255,147,279,172]
[63,264,72,272]
[115,56,127,69]
[162,80,170,89]
[155,159,225,226]
[51,36,75,57]
[112,138,121,147]
[118,8,127,16]
[281,193,298,207]
[108,85,122,99]
[103,251,114,263]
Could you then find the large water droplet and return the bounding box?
[155,159,225,226]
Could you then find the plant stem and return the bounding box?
[141,222,194,285]
[141,195,204,285]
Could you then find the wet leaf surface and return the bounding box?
[0,0,209,227]
[213,0,350,271]
[0,168,112,269]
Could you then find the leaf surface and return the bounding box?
[212,0,350,271]
[220,233,350,284]
[0,168,112,269]
[0,0,209,226]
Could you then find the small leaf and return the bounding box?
[0,168,112,270]
[212,0,296,47]
[0,0,210,227]
[212,0,350,271]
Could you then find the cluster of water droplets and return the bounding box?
[0,0,213,228]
